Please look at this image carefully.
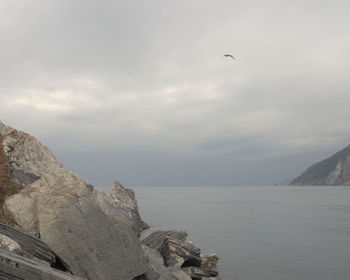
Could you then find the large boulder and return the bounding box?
[0,121,149,279]
[142,245,191,280]
[4,176,146,280]
[95,181,149,234]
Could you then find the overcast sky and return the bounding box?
[1,0,350,187]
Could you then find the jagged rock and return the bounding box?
[0,121,220,279]
[5,176,146,280]
[141,230,187,251]
[0,248,84,280]
[142,245,191,280]
[0,121,149,279]
[95,181,148,234]
[141,230,220,279]
[0,121,84,186]
[182,267,219,279]
[201,254,219,272]
[0,224,55,265]
[0,121,86,224]
[159,238,202,267]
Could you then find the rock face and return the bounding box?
[0,122,82,187]
[0,121,86,224]
[95,181,149,234]
[0,121,220,280]
[4,176,146,280]
[141,229,220,280]
[0,121,147,280]
[290,144,350,186]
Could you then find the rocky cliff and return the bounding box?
[290,144,350,186]
[0,121,220,280]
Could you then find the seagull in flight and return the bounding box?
[223,54,235,60]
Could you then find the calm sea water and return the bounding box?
[133,186,350,280]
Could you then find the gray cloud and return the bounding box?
[1,0,350,186]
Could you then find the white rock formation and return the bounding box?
[0,233,21,252]
[0,121,84,187]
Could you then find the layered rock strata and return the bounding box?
[0,223,81,279]
[0,248,84,280]
[141,230,220,280]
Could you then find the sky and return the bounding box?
[1,0,350,187]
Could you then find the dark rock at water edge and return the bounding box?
[141,229,220,280]
[141,229,187,250]
[159,238,202,267]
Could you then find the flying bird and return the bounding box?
[223,54,235,60]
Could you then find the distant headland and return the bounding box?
[290,144,350,186]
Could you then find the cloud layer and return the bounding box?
[1,0,350,186]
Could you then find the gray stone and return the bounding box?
[5,177,146,280]
[159,238,201,267]
[160,266,192,280]
[0,121,88,187]
[141,230,187,251]
[96,181,148,234]
[0,248,84,280]
[141,229,220,279]
[10,169,40,189]
[142,245,164,280]
[142,245,191,280]
[0,121,221,280]
[182,266,219,279]
[201,254,219,271]
[0,223,55,265]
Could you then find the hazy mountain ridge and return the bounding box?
[290,145,350,186]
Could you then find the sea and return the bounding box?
[133,186,350,280]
